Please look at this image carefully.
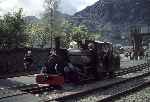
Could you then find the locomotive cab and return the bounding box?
[67,40,120,79]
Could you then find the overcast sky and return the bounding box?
[0,0,98,17]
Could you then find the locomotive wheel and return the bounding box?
[94,72,107,80]
[96,65,106,80]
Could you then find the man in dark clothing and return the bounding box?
[88,43,99,79]
[44,50,58,74]
[102,52,109,75]
[24,50,33,71]
[43,49,66,74]
[101,44,111,77]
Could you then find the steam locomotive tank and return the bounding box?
[67,48,98,80]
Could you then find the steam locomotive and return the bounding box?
[36,37,120,86]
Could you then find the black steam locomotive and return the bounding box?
[36,38,120,85]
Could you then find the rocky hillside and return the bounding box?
[23,16,39,24]
[71,0,150,42]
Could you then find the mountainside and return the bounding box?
[23,16,39,24]
[71,0,150,42]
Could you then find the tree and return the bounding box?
[62,22,92,48]
[72,25,90,42]
[25,23,51,48]
[42,0,95,48]
[25,0,64,48]
[61,21,88,48]
[89,32,103,40]
[0,8,27,48]
[61,21,74,48]
[42,0,64,48]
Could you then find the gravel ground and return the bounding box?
[115,86,150,102]
[0,88,24,99]
[120,59,146,69]
[65,81,140,102]
[0,94,42,102]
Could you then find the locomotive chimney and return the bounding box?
[55,37,60,50]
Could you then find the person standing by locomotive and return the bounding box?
[107,44,114,77]
[43,49,66,74]
[88,42,99,79]
[43,49,58,74]
[102,43,110,77]
[24,50,33,72]
[146,51,149,62]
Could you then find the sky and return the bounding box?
[0,0,99,17]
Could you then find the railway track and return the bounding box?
[114,63,149,76]
[0,63,149,101]
[55,68,150,102]
[19,63,149,93]
[36,63,150,102]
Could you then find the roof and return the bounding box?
[95,40,105,43]
[95,40,112,44]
